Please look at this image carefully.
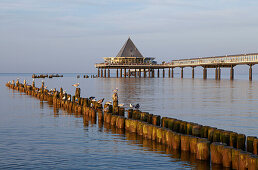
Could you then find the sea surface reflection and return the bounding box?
[0,73,257,169]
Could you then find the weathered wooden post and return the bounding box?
[128,69,131,78]
[104,69,107,78]
[247,136,256,153]
[221,146,233,168]
[32,79,35,87]
[98,68,100,77]
[210,142,226,164]
[112,92,118,113]
[237,134,246,150]
[168,68,171,77]
[120,68,123,77]
[157,69,160,78]
[215,67,218,80]
[144,69,146,78]
[196,140,210,161]
[148,68,151,78]
[75,88,80,98]
[152,69,155,78]
[134,69,137,78]
[163,68,165,78]
[116,69,118,78]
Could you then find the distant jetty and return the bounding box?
[32,74,63,79]
[95,38,258,80]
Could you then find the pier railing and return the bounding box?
[95,53,258,68]
[170,53,258,67]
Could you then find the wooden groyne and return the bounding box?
[6,80,258,169]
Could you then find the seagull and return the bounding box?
[62,96,66,100]
[97,98,104,104]
[92,99,96,102]
[135,104,140,109]
[118,103,124,107]
[72,83,79,87]
[67,96,71,101]
[129,104,134,108]
[113,88,118,93]
[44,86,47,89]
[63,90,66,94]
[89,96,95,100]
[105,101,112,105]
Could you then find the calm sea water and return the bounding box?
[0,73,257,169]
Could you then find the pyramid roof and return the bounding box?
[116,38,144,58]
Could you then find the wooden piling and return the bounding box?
[189,136,199,154]
[196,141,210,161]
[221,146,233,168]
[248,154,258,170]
[210,142,226,164]
[172,133,181,150]
[247,136,256,153]
[253,138,258,155]
[232,148,241,169]
[239,151,251,170]
[237,134,246,150]
[116,116,125,129]
[181,135,190,152]
[136,120,144,136]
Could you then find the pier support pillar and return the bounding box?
[128,69,131,78]
[135,69,137,77]
[215,67,218,80]
[101,69,103,78]
[168,68,171,78]
[157,69,160,78]
[104,69,106,78]
[148,69,151,78]
[124,68,126,78]
[172,68,174,78]
[108,69,110,78]
[249,65,253,81]
[152,70,155,78]
[98,69,100,77]
[181,67,184,78]
[218,67,221,80]
[203,67,207,79]
[120,68,123,78]
[144,69,146,78]
[139,69,141,78]
[163,69,165,78]
[230,65,234,80]
[116,69,118,78]
[192,67,195,79]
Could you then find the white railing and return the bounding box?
[170,54,258,67]
[95,53,258,68]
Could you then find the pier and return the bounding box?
[95,38,258,80]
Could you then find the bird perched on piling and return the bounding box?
[72,83,79,87]
[130,103,140,109]
[89,96,95,100]
[135,104,140,109]
[97,98,104,104]
[118,103,124,107]
[105,101,112,105]
[113,88,118,93]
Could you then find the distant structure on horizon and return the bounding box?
[95,38,258,81]
[103,38,156,65]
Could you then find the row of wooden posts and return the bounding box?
[6,80,258,169]
[97,65,254,80]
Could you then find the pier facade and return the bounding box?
[95,38,258,80]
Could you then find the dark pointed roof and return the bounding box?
[116,38,144,58]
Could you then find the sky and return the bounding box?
[1,0,258,73]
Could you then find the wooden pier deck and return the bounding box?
[95,53,258,80]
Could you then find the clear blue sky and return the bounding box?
[1,0,258,73]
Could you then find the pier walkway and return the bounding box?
[95,53,258,80]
